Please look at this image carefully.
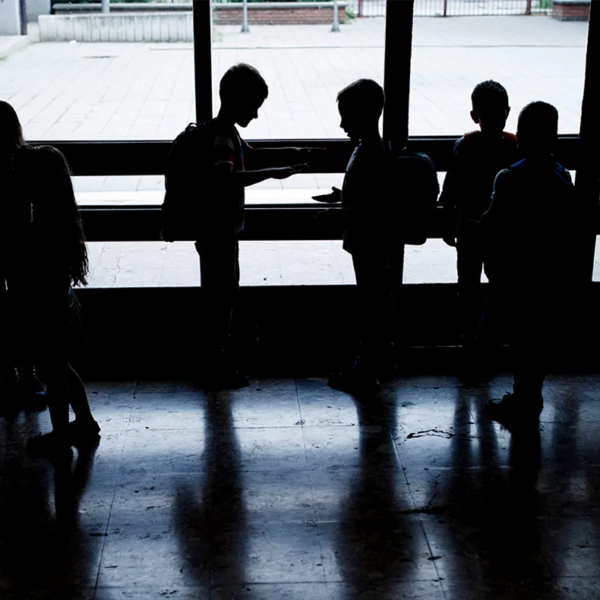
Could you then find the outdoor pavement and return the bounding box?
[0,15,595,287]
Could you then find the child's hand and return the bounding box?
[270,164,309,179]
[292,147,327,156]
[312,187,342,203]
[443,235,457,247]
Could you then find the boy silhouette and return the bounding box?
[313,79,399,390]
[481,101,583,424]
[440,81,518,354]
[189,63,308,389]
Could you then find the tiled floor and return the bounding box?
[1,372,600,599]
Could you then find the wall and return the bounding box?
[213,3,347,25]
[39,13,194,42]
[0,0,21,35]
[552,0,591,21]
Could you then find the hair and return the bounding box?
[337,79,385,121]
[219,63,268,106]
[517,101,559,153]
[0,100,25,160]
[28,146,89,287]
[471,80,509,113]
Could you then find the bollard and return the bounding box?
[331,0,340,32]
[241,0,249,32]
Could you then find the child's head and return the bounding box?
[470,80,510,135]
[337,79,385,141]
[0,100,25,157]
[517,101,558,157]
[219,63,268,127]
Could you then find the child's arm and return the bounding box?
[243,141,326,169]
[214,134,308,186]
[216,162,307,187]
[439,139,465,247]
[479,169,511,234]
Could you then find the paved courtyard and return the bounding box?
[0,16,594,287]
[1,16,587,141]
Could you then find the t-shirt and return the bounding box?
[165,119,248,241]
[210,122,247,237]
[341,139,395,254]
[439,130,519,234]
[480,156,582,288]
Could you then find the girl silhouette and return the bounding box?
[1,101,99,453]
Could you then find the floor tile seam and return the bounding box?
[320,574,445,584]
[296,380,326,536]
[294,378,307,428]
[539,544,561,579]
[122,425,309,431]
[312,510,337,586]
[416,508,449,583]
[96,427,136,590]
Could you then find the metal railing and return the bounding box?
[351,0,552,17]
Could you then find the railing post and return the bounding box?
[443,0,448,17]
[241,0,250,33]
[101,0,110,14]
[332,0,341,32]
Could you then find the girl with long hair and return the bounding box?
[1,101,99,452]
[1,100,27,396]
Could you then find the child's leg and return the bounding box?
[65,362,97,426]
[41,363,71,436]
[512,293,547,405]
[27,361,73,455]
[352,250,393,363]
[456,230,484,343]
[196,238,240,362]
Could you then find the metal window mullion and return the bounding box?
[193,0,213,122]
[576,3,600,283]
[382,0,414,288]
[382,0,414,148]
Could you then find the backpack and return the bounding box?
[393,148,440,245]
[162,121,214,242]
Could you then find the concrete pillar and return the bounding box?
[0,0,22,35]
[26,0,51,23]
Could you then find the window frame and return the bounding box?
[29,0,600,282]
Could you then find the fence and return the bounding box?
[350,0,553,17]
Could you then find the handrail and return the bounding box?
[28,135,589,242]
[33,136,582,176]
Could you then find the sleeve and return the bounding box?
[344,152,373,211]
[213,134,236,170]
[479,169,512,235]
[438,138,464,210]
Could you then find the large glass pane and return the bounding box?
[0,3,195,141]
[409,13,588,136]
[212,10,385,140]
[211,4,385,202]
[406,11,588,284]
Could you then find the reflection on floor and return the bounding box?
[1,373,600,599]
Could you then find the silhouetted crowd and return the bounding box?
[0,63,590,455]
